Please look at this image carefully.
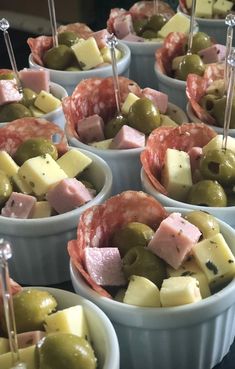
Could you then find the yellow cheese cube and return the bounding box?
[195,0,214,18]
[158,13,190,39]
[100,46,122,63]
[167,257,211,298]
[192,233,235,287]
[121,92,140,115]
[0,151,19,176]
[29,105,44,118]
[160,276,202,307]
[161,148,192,201]
[202,135,235,154]
[56,149,92,178]
[89,138,113,150]
[31,201,53,218]
[34,90,61,113]
[0,337,9,355]
[186,0,192,9]
[44,305,90,341]
[123,275,161,307]
[72,37,103,70]
[213,0,233,17]
[0,345,36,369]
[12,173,32,194]
[160,115,178,127]
[18,154,67,196]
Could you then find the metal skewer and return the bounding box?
[224,14,235,91]
[48,0,58,47]
[0,18,23,94]
[0,240,26,369]
[187,0,197,55]
[153,0,159,15]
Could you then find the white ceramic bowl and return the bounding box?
[66,102,188,196]
[28,287,120,369]
[70,207,235,369]
[29,42,131,95]
[0,148,112,286]
[187,101,235,137]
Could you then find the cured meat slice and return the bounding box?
[107,8,129,33]
[140,123,217,194]
[129,1,175,20]
[68,191,168,297]
[0,118,68,156]
[27,36,53,66]
[179,0,188,14]
[57,22,93,38]
[63,76,142,140]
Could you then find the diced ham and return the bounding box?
[46,178,93,214]
[84,247,126,286]
[113,14,134,39]
[92,29,112,49]
[76,114,105,143]
[142,88,168,114]
[0,80,22,106]
[147,213,201,269]
[122,33,145,42]
[198,44,227,64]
[110,125,145,149]
[19,68,50,93]
[188,146,203,176]
[17,331,46,349]
[1,192,36,219]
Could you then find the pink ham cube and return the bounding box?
[147,213,201,269]
[46,178,93,214]
[0,80,22,106]
[113,14,134,39]
[1,192,36,219]
[92,29,112,48]
[84,247,126,286]
[122,33,145,42]
[19,68,50,93]
[17,331,46,349]
[198,44,226,64]
[110,125,145,149]
[188,146,203,176]
[76,114,105,143]
[142,88,168,114]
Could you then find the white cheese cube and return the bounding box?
[0,337,9,355]
[0,345,35,369]
[72,37,103,70]
[12,173,32,194]
[34,90,61,113]
[0,151,19,177]
[160,276,202,307]
[56,149,92,178]
[158,13,190,39]
[123,275,161,307]
[213,0,233,17]
[160,115,178,127]
[89,138,113,150]
[161,148,193,201]
[121,92,140,115]
[31,201,53,218]
[44,305,90,341]
[192,233,235,287]
[167,257,211,298]
[195,0,214,18]
[100,46,122,63]
[202,135,235,154]
[18,154,67,196]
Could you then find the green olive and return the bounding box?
[65,65,82,71]
[184,210,220,239]
[58,31,78,47]
[191,32,212,54]
[145,14,167,32]
[132,19,148,35]
[104,115,127,139]
[43,45,75,70]
[212,96,235,128]
[14,138,58,165]
[142,30,159,39]
[175,54,205,81]
[199,94,218,113]
[186,180,227,207]
[0,103,31,122]
[122,246,166,288]
[114,288,126,302]
[0,72,15,80]
[21,88,38,107]
[200,148,235,185]
[0,170,12,206]
[36,333,97,369]
[127,98,161,134]
[111,221,155,257]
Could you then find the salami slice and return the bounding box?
[0,118,68,156]
[140,123,217,194]
[0,69,13,76]
[129,1,175,20]
[57,22,93,38]
[68,191,168,297]
[107,8,129,33]
[27,36,53,66]
[63,76,142,140]
[179,0,188,14]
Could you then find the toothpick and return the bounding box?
[48,0,58,47]
[187,0,197,55]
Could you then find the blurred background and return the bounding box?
[0,0,179,69]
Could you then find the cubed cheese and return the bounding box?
[72,37,103,70]
[56,149,92,177]
[0,338,9,355]
[160,276,202,307]
[206,79,224,98]
[0,151,19,176]
[160,114,178,127]
[29,105,44,118]
[34,90,61,113]
[31,201,53,218]
[89,138,113,150]
[213,0,233,17]
[100,46,122,63]
[192,233,235,287]
[12,173,32,194]
[195,0,214,18]
[123,275,161,307]
[121,93,140,115]
[186,0,192,9]
[18,154,67,196]
[0,345,36,369]
[158,13,190,39]
[202,135,235,154]
[161,148,193,201]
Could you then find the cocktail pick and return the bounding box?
[224,14,235,91]
[186,0,197,55]
[153,0,159,15]
[48,0,58,47]
[106,34,122,117]
[0,239,26,369]
[0,18,23,94]
[222,48,235,150]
